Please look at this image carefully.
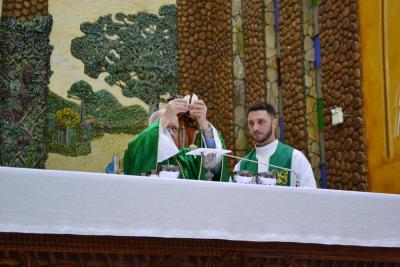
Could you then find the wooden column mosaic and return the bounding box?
[319,0,368,190]
[242,0,266,106]
[278,0,308,154]
[177,0,234,151]
[1,0,48,21]
[177,1,214,103]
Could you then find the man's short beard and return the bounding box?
[255,124,273,146]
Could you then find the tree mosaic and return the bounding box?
[0,16,53,167]
[55,108,80,145]
[67,80,96,122]
[47,90,148,157]
[70,4,178,114]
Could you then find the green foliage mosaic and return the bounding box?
[0,16,53,167]
[71,4,178,114]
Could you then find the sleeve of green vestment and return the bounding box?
[123,121,160,175]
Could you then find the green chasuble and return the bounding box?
[123,120,229,182]
[239,141,294,186]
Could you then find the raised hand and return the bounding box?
[189,99,209,131]
[160,98,189,130]
[166,98,189,116]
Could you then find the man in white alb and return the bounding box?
[233,103,317,188]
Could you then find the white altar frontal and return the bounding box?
[1,166,400,249]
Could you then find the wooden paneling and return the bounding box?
[0,233,400,267]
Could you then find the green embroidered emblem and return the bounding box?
[276,170,289,185]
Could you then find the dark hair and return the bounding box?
[247,103,276,117]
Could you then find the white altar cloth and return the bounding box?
[1,166,400,248]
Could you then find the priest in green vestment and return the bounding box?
[123,97,229,181]
[234,103,317,187]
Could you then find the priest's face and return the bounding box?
[247,110,277,147]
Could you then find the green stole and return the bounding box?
[239,141,294,186]
[123,120,229,182]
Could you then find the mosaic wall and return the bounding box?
[319,0,368,191]
[177,0,234,152]
[0,1,174,172]
[242,0,266,107]
[232,0,248,156]
[229,0,367,190]
[264,0,279,111]
[0,0,372,191]
[0,3,51,168]
[303,0,322,185]
[1,0,48,21]
[279,0,308,154]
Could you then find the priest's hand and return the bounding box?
[189,100,210,133]
[161,98,189,129]
[166,98,189,116]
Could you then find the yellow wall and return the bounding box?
[360,0,400,193]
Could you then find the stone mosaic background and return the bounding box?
[0,16,52,168]
[319,0,368,190]
[279,0,308,155]
[242,0,266,107]
[303,0,322,186]
[1,0,48,21]
[231,0,248,157]
[0,0,51,168]
[177,0,234,157]
[3,0,398,193]
[177,0,369,190]
[0,0,173,172]
[264,0,279,112]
